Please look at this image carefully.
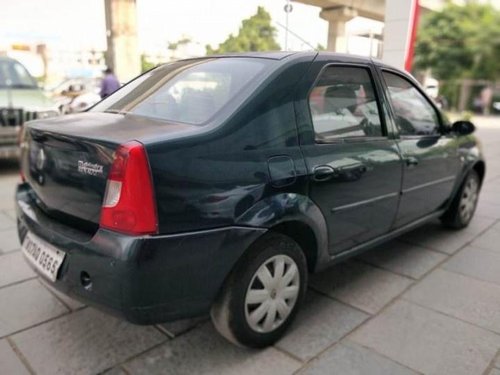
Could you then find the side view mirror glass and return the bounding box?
[452,120,475,135]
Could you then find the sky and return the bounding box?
[2,0,499,55]
[0,0,336,53]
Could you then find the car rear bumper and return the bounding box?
[16,183,266,324]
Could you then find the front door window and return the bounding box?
[382,71,440,136]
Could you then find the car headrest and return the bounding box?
[324,86,357,113]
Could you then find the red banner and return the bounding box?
[404,0,420,72]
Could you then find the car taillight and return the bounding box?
[99,141,158,235]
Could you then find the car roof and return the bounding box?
[198,51,391,67]
[203,51,377,62]
[316,51,372,63]
[161,51,405,78]
[206,51,300,60]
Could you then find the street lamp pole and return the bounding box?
[284,0,293,51]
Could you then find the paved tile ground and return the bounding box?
[0,116,499,375]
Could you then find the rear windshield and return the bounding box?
[91,58,271,125]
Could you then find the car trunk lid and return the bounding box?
[20,112,196,233]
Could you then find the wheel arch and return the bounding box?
[269,220,318,272]
[235,193,329,272]
[472,160,486,186]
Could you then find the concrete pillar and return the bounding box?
[104,0,140,82]
[320,6,358,52]
[382,0,416,70]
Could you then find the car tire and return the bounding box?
[441,170,480,229]
[211,232,307,348]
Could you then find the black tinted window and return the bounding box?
[92,58,270,125]
[0,60,37,88]
[383,71,440,136]
[308,66,383,142]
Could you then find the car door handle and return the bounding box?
[405,157,419,167]
[313,165,336,182]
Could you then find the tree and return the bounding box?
[415,2,500,81]
[206,7,280,55]
[140,54,156,73]
[168,37,191,52]
[168,37,192,60]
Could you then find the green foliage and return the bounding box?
[415,2,500,80]
[168,37,191,51]
[439,80,461,110]
[140,54,156,73]
[206,7,280,55]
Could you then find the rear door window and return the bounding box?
[308,66,384,142]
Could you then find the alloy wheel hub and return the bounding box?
[244,254,300,333]
[459,177,479,222]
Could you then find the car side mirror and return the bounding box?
[452,120,475,135]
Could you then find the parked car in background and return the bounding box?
[17,52,484,348]
[423,77,439,100]
[493,101,500,113]
[47,78,101,114]
[492,93,500,114]
[0,56,59,158]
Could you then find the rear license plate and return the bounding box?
[22,232,65,282]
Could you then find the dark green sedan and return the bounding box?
[16,52,484,348]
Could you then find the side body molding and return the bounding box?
[235,193,330,271]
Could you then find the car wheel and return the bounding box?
[211,233,307,348]
[441,170,480,229]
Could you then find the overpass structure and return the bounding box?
[103,0,445,80]
[293,0,445,70]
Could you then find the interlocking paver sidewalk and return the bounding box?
[11,308,167,375]
[0,116,499,374]
[350,300,500,375]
